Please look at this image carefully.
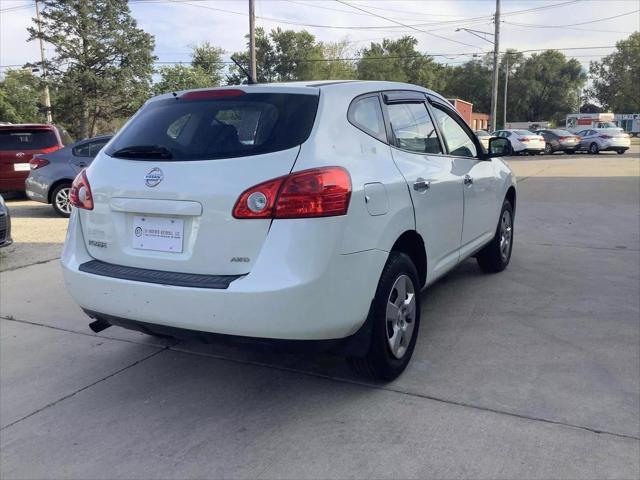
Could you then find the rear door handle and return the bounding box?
[464,175,473,186]
[413,178,431,192]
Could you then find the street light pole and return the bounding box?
[490,0,500,131]
[34,0,52,123]
[248,0,257,83]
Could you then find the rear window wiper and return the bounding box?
[110,145,173,159]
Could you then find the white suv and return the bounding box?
[62,81,517,380]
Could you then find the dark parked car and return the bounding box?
[25,135,111,217]
[534,129,580,155]
[0,124,72,193]
[0,194,12,248]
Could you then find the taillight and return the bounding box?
[69,170,93,210]
[233,167,351,219]
[40,145,61,154]
[180,89,245,101]
[518,137,529,142]
[559,136,567,141]
[29,158,50,169]
[599,135,612,139]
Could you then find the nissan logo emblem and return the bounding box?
[144,167,163,187]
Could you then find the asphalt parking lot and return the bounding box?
[1,147,639,479]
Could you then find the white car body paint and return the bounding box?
[62,81,516,341]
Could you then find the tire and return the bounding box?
[544,143,553,155]
[348,252,421,382]
[476,199,514,274]
[617,149,625,155]
[588,142,599,155]
[51,183,72,218]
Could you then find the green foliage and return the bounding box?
[507,50,585,124]
[357,36,442,88]
[28,0,156,138]
[154,43,226,95]
[0,70,46,123]
[589,32,640,113]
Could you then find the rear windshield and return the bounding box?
[551,129,574,136]
[475,131,490,136]
[105,92,319,161]
[514,130,534,136]
[0,129,58,151]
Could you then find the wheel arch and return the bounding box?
[47,178,74,204]
[390,230,427,288]
[505,185,516,215]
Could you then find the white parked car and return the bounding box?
[474,130,492,151]
[62,81,517,380]
[492,129,545,155]
[575,128,630,154]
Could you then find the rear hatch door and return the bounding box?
[0,127,60,188]
[79,88,319,276]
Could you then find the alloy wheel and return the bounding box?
[386,274,416,359]
[499,209,513,262]
[55,187,72,215]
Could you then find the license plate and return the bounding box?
[13,163,30,171]
[132,216,184,253]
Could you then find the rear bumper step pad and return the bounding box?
[78,259,242,289]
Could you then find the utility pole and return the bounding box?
[503,54,508,129]
[248,0,257,83]
[490,0,500,131]
[34,0,52,124]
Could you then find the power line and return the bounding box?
[504,9,640,28]
[333,0,482,49]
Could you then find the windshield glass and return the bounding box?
[0,129,58,151]
[551,129,575,136]
[105,92,319,161]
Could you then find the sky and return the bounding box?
[1,0,639,77]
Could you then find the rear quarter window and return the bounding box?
[105,92,319,161]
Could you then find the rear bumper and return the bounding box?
[24,175,49,203]
[61,210,388,341]
[0,176,27,193]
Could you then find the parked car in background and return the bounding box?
[0,124,72,193]
[25,135,112,217]
[534,129,580,155]
[61,81,517,381]
[0,194,12,248]
[575,128,630,154]
[492,129,545,155]
[474,130,492,151]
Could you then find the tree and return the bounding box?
[589,32,640,113]
[317,40,357,80]
[228,27,277,84]
[442,56,493,114]
[0,69,46,123]
[357,36,444,88]
[154,43,225,94]
[29,0,156,139]
[506,50,586,123]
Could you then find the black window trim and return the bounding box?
[347,92,389,145]
[426,97,484,160]
[380,91,445,156]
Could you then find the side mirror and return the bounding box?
[487,137,512,157]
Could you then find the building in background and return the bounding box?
[447,98,490,131]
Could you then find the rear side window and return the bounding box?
[105,92,319,161]
[0,129,58,151]
[74,139,109,158]
[348,95,387,142]
[387,103,442,154]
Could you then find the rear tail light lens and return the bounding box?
[69,170,93,210]
[233,167,351,219]
[599,135,612,139]
[518,137,529,142]
[40,145,62,154]
[29,158,50,169]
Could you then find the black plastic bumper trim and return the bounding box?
[79,259,242,289]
